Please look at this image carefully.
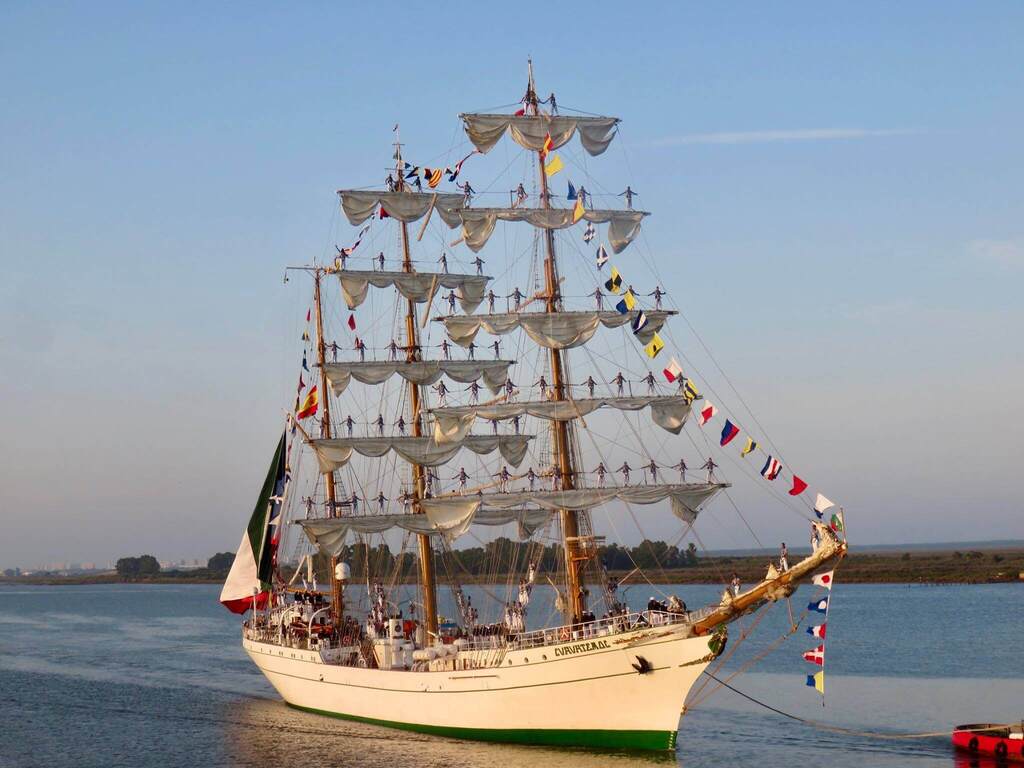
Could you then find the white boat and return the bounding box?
[220,61,848,751]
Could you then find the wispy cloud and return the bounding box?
[649,128,920,147]
[967,238,1024,269]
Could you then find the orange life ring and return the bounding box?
[559,626,570,641]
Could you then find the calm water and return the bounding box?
[0,582,1020,768]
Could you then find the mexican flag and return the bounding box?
[220,432,287,614]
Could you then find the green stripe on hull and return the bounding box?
[286,702,676,751]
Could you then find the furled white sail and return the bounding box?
[430,396,692,444]
[458,208,647,254]
[337,190,466,227]
[322,360,513,397]
[298,483,724,551]
[308,435,533,471]
[437,310,674,350]
[297,506,554,553]
[460,114,619,156]
[336,270,490,313]
[440,483,726,525]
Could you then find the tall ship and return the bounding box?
[220,64,848,751]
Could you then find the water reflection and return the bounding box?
[226,698,678,768]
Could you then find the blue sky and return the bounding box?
[1,2,1021,568]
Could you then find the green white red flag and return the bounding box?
[220,432,287,614]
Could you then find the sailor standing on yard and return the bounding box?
[701,457,718,483]
[648,285,666,310]
[810,523,821,553]
[495,465,512,492]
[779,542,789,572]
[432,380,449,405]
[508,286,525,311]
[641,371,657,394]
[730,572,741,596]
[613,371,626,397]
[593,461,608,487]
[618,461,632,485]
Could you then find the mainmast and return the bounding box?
[313,270,344,628]
[394,134,440,641]
[527,63,587,624]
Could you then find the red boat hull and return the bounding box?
[953,725,1024,762]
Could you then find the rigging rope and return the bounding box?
[698,671,979,740]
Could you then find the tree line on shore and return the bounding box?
[311,538,700,580]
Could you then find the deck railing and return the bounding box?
[454,607,710,653]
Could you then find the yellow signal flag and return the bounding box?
[621,290,636,311]
[682,378,700,404]
[644,332,665,359]
[572,195,585,223]
[604,266,623,294]
[544,154,564,176]
[296,385,319,420]
[808,670,825,694]
[540,132,553,160]
[741,437,758,457]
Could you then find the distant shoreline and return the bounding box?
[4,547,1023,587]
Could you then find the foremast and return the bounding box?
[393,136,440,641]
[312,269,344,628]
[525,63,587,624]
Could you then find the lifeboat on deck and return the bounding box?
[953,723,1024,762]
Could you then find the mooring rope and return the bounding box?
[700,671,1002,740]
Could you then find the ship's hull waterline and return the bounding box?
[244,626,721,750]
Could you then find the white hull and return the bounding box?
[244,625,721,749]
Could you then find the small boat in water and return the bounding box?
[953,723,1024,762]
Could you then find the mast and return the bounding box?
[528,63,586,624]
[313,271,343,628]
[394,134,439,641]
